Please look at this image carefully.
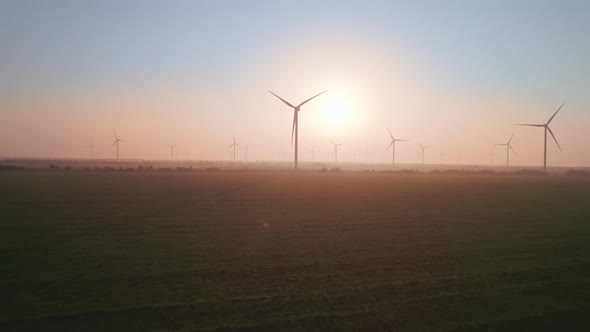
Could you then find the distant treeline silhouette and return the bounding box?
[3,163,589,176]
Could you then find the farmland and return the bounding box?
[2,170,590,331]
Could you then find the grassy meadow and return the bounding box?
[2,170,590,331]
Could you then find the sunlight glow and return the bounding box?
[321,94,353,126]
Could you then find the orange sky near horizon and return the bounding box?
[1,1,588,167]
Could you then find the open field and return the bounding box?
[2,170,590,331]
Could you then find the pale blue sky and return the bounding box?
[1,0,589,165]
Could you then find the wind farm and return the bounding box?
[2,1,590,332]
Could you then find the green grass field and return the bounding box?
[2,170,590,331]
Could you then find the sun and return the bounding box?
[322,94,353,125]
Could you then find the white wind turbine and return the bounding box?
[496,132,517,168]
[112,130,126,161]
[515,101,565,172]
[331,140,343,164]
[419,144,430,165]
[386,129,407,166]
[168,144,175,161]
[269,90,327,169]
[226,136,241,162]
[308,145,315,162]
[86,143,93,160]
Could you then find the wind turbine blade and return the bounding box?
[395,139,408,142]
[113,130,118,140]
[291,111,296,144]
[387,128,393,139]
[297,90,327,108]
[330,139,336,146]
[547,101,565,124]
[268,91,295,108]
[496,144,507,146]
[226,144,234,150]
[508,131,516,144]
[385,141,393,152]
[419,143,424,149]
[509,144,517,155]
[515,123,544,127]
[547,126,562,151]
[112,141,117,148]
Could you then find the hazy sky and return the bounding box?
[1,0,589,166]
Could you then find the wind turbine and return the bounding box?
[86,143,93,160]
[245,146,248,161]
[269,90,327,169]
[515,101,565,172]
[226,136,241,162]
[308,145,315,162]
[168,145,175,161]
[496,132,517,167]
[419,144,430,164]
[112,130,126,161]
[385,129,407,167]
[331,140,343,164]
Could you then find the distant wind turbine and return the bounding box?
[269,90,327,169]
[168,145,175,161]
[245,146,248,161]
[308,145,315,162]
[515,101,565,172]
[419,144,430,164]
[87,143,93,160]
[331,140,343,164]
[496,132,517,167]
[385,129,407,166]
[226,136,241,162]
[112,130,126,161]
